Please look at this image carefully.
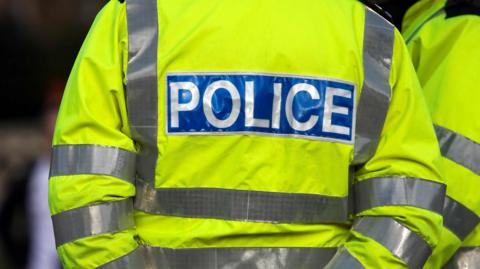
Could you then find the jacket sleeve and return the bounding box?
[326,27,446,269]
[403,6,480,268]
[48,1,141,268]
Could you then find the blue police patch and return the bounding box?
[166,72,356,143]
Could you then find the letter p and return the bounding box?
[170,82,200,128]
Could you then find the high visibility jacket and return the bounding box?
[403,0,480,268]
[49,0,446,268]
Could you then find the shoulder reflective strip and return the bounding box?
[435,125,480,175]
[405,8,445,44]
[353,7,394,165]
[354,177,445,214]
[99,247,146,269]
[142,246,337,269]
[50,144,136,184]
[125,0,159,184]
[52,199,134,247]
[134,180,349,224]
[324,247,365,269]
[353,217,431,269]
[443,196,480,240]
[444,247,480,269]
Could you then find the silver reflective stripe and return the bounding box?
[143,246,337,269]
[435,125,480,175]
[135,180,349,224]
[324,247,365,269]
[99,247,146,269]
[353,7,394,165]
[50,144,136,184]
[99,245,337,269]
[355,177,445,214]
[444,247,480,269]
[125,0,159,184]
[353,217,431,269]
[52,199,134,246]
[443,196,480,240]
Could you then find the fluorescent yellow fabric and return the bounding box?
[347,26,444,268]
[50,0,444,268]
[49,2,138,268]
[403,1,480,268]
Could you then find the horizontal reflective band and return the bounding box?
[143,246,337,269]
[354,177,445,214]
[443,196,480,240]
[99,247,146,269]
[435,125,480,175]
[324,247,365,269]
[50,144,136,184]
[52,199,134,246]
[135,180,349,223]
[353,217,431,269]
[444,247,480,269]
[353,7,394,164]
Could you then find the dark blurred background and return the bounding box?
[0,1,416,268]
[0,0,105,268]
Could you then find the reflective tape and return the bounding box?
[443,196,480,240]
[353,7,394,165]
[435,125,480,175]
[353,217,431,269]
[135,180,349,224]
[324,247,365,269]
[125,0,159,184]
[354,177,445,214]
[52,199,134,246]
[100,245,337,269]
[143,246,337,269]
[444,247,480,269]
[50,144,136,184]
[99,247,146,269]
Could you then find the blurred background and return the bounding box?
[0,0,105,268]
[0,1,415,268]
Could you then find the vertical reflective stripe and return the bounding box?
[125,0,159,184]
[99,247,146,269]
[348,166,355,217]
[353,217,431,269]
[354,177,445,214]
[52,199,135,247]
[435,125,480,175]
[143,246,337,269]
[353,7,394,165]
[50,144,136,184]
[444,247,480,269]
[324,247,365,269]
[443,196,480,240]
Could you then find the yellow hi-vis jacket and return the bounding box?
[49,0,445,268]
[403,0,480,268]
